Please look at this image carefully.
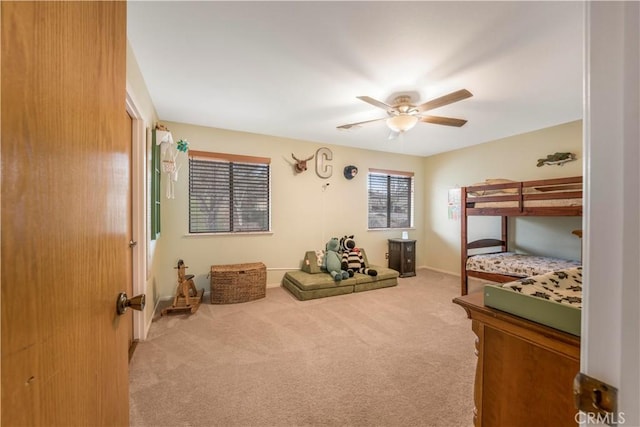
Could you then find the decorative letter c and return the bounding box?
[315,147,333,179]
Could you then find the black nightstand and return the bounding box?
[388,239,416,277]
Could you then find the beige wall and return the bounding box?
[155,121,425,297]
[126,47,584,304]
[422,120,583,275]
[126,39,583,332]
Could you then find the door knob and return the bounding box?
[129,240,138,248]
[116,292,145,315]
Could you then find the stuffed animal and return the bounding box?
[340,235,377,277]
[323,237,349,282]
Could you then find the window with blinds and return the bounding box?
[188,151,271,233]
[368,169,414,229]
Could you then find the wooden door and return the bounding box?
[1,2,130,425]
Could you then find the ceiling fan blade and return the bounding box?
[416,89,473,113]
[420,115,468,127]
[357,96,394,112]
[337,117,387,130]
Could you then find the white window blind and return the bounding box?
[189,151,271,233]
[368,169,414,229]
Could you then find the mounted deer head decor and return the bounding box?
[292,153,314,173]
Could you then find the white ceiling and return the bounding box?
[127,1,584,157]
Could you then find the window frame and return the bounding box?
[188,150,271,235]
[150,130,161,240]
[367,168,415,230]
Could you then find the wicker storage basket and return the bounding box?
[210,262,266,304]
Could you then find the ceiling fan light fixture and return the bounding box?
[386,114,419,133]
[337,89,472,133]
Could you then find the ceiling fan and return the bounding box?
[337,89,473,137]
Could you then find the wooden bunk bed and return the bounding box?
[460,176,583,295]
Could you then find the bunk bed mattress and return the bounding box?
[484,267,582,336]
[471,198,582,208]
[466,252,581,277]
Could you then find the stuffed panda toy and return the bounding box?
[339,235,377,277]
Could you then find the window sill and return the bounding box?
[184,231,274,237]
[367,227,416,232]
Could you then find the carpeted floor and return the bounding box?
[129,269,480,427]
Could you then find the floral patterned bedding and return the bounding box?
[466,252,581,278]
[500,267,583,308]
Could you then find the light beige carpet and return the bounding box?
[129,269,479,427]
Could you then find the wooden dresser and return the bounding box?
[453,292,580,427]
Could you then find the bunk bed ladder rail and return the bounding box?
[460,186,468,295]
[461,185,510,295]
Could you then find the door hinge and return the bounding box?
[573,372,620,426]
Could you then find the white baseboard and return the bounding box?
[419,265,460,277]
[156,283,281,306]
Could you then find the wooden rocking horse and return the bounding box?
[161,259,204,316]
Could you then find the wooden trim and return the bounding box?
[461,186,469,295]
[368,168,414,177]
[524,191,582,201]
[467,270,520,284]
[125,90,147,341]
[465,207,523,216]
[189,149,271,164]
[467,239,505,250]
[467,194,520,203]
[467,182,521,192]
[530,183,583,192]
[466,206,582,217]
[456,291,487,422]
[471,319,484,426]
[521,206,583,216]
[128,339,139,362]
[501,216,508,252]
[522,176,583,187]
